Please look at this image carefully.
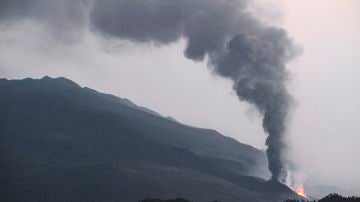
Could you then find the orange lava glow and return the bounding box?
[295,186,307,198]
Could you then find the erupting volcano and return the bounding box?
[91,0,300,184]
[295,185,307,198]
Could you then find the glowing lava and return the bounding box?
[295,185,307,198]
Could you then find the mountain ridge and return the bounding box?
[0,76,299,202]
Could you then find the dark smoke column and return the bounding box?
[212,29,297,182]
[90,0,299,183]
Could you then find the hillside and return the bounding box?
[0,76,299,202]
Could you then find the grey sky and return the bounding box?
[0,0,359,193]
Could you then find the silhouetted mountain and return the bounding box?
[304,173,360,199]
[307,185,350,200]
[0,76,300,202]
[285,193,360,202]
[319,194,360,202]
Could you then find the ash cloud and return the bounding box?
[90,0,299,182]
[0,0,299,182]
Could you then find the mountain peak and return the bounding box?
[40,76,81,88]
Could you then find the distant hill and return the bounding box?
[318,194,360,202]
[304,173,360,199]
[0,76,300,202]
[285,193,360,202]
[306,185,350,199]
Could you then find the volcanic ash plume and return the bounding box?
[88,0,298,182]
[0,0,299,183]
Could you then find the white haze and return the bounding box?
[0,0,359,194]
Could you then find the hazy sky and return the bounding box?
[274,0,360,188]
[0,0,359,191]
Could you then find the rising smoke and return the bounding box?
[0,0,299,182]
[90,0,299,182]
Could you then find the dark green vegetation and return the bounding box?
[140,198,192,202]
[0,77,300,202]
[284,193,360,202]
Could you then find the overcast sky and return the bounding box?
[0,0,359,192]
[272,0,360,192]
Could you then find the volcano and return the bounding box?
[0,76,302,202]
